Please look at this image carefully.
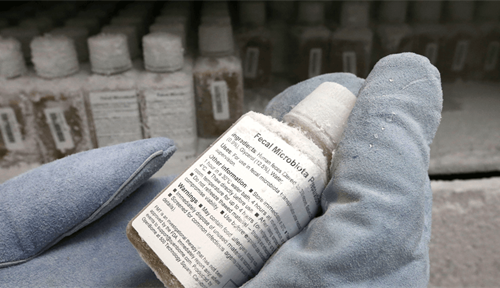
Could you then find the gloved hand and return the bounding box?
[0,52,442,287]
[243,53,442,287]
[0,138,177,286]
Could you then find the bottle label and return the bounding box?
[0,107,25,150]
[424,43,439,65]
[342,51,357,75]
[89,90,143,147]
[211,81,230,121]
[484,41,499,71]
[308,48,322,78]
[132,114,327,288]
[243,47,259,79]
[451,40,469,72]
[44,107,75,151]
[144,87,196,153]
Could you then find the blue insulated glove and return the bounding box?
[243,53,442,287]
[0,138,175,285]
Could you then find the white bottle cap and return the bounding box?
[297,1,325,25]
[475,1,500,22]
[88,33,132,75]
[448,1,475,23]
[65,17,100,35]
[341,1,370,28]
[101,25,139,59]
[283,82,357,155]
[412,1,442,23]
[0,26,40,60]
[149,23,186,50]
[19,17,54,33]
[143,32,183,72]
[379,1,408,24]
[0,37,27,78]
[50,26,89,62]
[198,23,234,57]
[30,35,79,78]
[239,1,266,26]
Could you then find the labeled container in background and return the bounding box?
[410,1,445,67]
[193,21,244,138]
[289,1,331,81]
[268,1,295,75]
[438,1,478,81]
[330,1,373,78]
[235,1,272,88]
[469,1,500,81]
[373,1,413,66]
[86,33,144,148]
[0,37,42,183]
[29,34,94,162]
[127,82,357,288]
[138,32,197,158]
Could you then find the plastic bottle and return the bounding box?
[289,1,331,81]
[469,1,500,81]
[0,37,42,183]
[29,35,94,162]
[410,1,445,66]
[193,21,244,138]
[374,1,413,65]
[268,1,295,75]
[127,81,357,288]
[330,1,373,77]
[138,32,197,167]
[86,33,143,148]
[439,1,478,81]
[235,1,272,88]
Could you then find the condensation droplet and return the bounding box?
[369,144,373,148]
[374,134,378,138]
[389,78,393,82]
[381,127,385,130]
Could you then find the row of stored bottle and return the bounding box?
[1,1,499,86]
[0,32,200,172]
[238,0,500,83]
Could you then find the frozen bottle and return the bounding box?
[86,33,143,147]
[235,1,272,88]
[410,1,445,66]
[29,34,94,162]
[438,1,478,81]
[138,32,197,160]
[289,1,331,81]
[127,81,357,288]
[0,37,42,183]
[193,21,244,138]
[373,1,413,64]
[330,1,373,77]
